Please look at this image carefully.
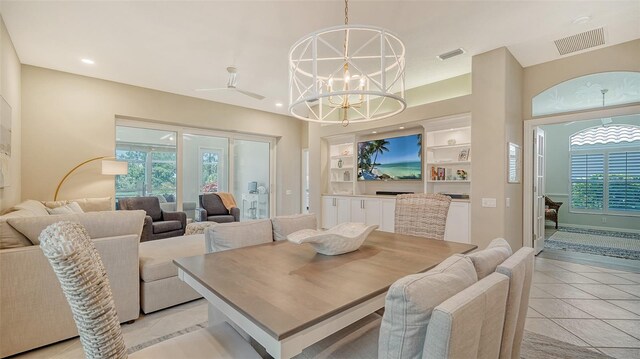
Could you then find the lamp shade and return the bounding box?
[101,160,128,175]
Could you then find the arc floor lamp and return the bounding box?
[54,156,128,201]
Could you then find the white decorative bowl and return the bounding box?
[287,223,378,255]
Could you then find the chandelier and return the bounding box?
[288,0,406,126]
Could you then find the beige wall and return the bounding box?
[471,47,523,251]
[0,16,21,211]
[21,65,303,215]
[523,39,640,120]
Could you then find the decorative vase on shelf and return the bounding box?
[337,159,343,168]
[448,139,456,145]
[344,171,350,181]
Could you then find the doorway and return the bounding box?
[524,110,640,262]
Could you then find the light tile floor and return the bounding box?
[10,256,640,359]
[526,257,640,358]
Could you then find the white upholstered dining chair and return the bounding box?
[394,193,452,240]
[39,221,260,359]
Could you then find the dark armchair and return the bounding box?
[118,197,187,242]
[544,196,563,229]
[197,193,240,223]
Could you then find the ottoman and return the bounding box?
[139,234,205,313]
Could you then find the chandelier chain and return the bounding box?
[345,0,349,26]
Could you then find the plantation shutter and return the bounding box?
[608,151,640,212]
[570,153,604,210]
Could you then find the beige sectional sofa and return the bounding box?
[0,200,146,358]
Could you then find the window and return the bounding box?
[200,149,221,193]
[608,152,640,211]
[115,127,177,202]
[570,125,640,214]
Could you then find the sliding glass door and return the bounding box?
[233,139,271,220]
[115,120,275,220]
[182,133,229,219]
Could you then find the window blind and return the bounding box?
[608,151,640,212]
[571,153,604,210]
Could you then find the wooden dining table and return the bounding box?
[174,230,477,359]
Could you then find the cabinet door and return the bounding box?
[335,198,351,225]
[363,199,381,227]
[380,199,396,232]
[350,199,365,223]
[444,202,470,243]
[322,196,337,229]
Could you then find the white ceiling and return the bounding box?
[2,1,639,116]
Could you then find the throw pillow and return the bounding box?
[467,238,513,280]
[271,213,317,241]
[48,202,85,215]
[205,219,273,253]
[13,200,50,217]
[378,254,478,359]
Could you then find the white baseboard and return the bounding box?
[557,223,640,234]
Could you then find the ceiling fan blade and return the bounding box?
[194,88,230,92]
[235,88,265,100]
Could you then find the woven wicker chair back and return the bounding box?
[39,221,128,359]
[394,193,452,240]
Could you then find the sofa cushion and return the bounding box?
[205,219,272,253]
[467,238,513,280]
[271,213,317,241]
[152,220,182,234]
[207,215,235,223]
[0,220,32,249]
[42,197,112,212]
[13,200,49,217]
[201,194,229,216]
[47,202,84,215]
[378,254,478,359]
[139,234,205,282]
[7,210,146,245]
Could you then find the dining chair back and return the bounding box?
[394,193,452,240]
[423,272,510,359]
[39,221,259,359]
[496,247,536,359]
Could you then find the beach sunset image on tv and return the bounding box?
[358,134,422,181]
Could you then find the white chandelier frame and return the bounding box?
[288,24,406,125]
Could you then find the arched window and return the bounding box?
[570,125,640,213]
[532,72,640,117]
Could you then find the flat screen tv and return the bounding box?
[357,133,422,181]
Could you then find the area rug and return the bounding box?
[128,322,611,358]
[545,227,640,260]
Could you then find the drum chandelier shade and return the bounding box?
[288,0,406,126]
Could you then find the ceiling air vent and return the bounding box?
[554,28,605,55]
[437,48,465,61]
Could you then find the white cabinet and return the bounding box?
[350,198,382,227]
[380,199,396,232]
[444,202,470,243]
[322,196,351,229]
[323,195,469,241]
[323,195,393,232]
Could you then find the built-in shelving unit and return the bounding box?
[424,124,471,195]
[328,136,356,195]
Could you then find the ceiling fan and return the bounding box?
[195,67,265,100]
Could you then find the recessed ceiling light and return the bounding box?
[169,136,174,141]
[399,126,405,130]
[275,102,283,107]
[81,58,95,65]
[572,16,591,24]
[372,131,377,134]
